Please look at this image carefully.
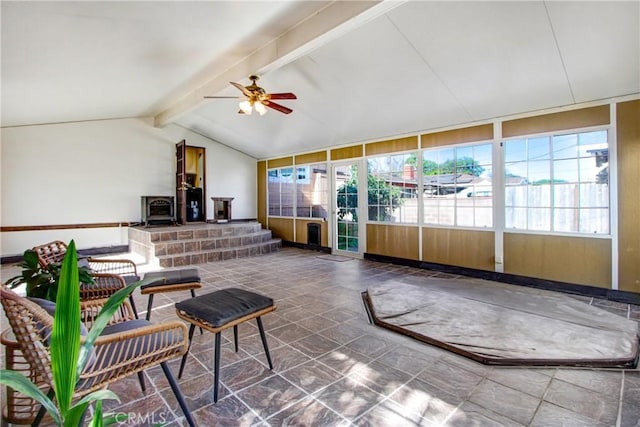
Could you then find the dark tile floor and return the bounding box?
[2,247,639,426]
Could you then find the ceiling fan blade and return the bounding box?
[268,92,297,100]
[264,100,293,114]
[230,81,252,97]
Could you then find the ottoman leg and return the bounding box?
[214,332,222,402]
[178,324,196,379]
[256,317,273,370]
[233,325,239,352]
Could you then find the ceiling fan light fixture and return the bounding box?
[255,101,267,116]
[239,100,253,115]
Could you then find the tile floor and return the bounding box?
[1,247,639,426]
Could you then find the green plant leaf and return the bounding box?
[0,370,61,425]
[50,240,81,416]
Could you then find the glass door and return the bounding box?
[333,161,361,256]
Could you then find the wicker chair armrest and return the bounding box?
[80,298,136,328]
[88,258,138,277]
[77,321,188,394]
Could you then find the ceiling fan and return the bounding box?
[204,75,297,115]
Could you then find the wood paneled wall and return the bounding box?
[365,136,418,156]
[255,101,640,293]
[266,217,294,242]
[504,233,611,287]
[502,105,610,137]
[295,151,327,165]
[367,224,420,260]
[422,124,493,148]
[295,219,328,247]
[617,100,640,293]
[330,145,363,161]
[422,228,495,271]
[257,161,267,227]
[267,156,294,168]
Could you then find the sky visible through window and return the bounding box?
[505,130,608,184]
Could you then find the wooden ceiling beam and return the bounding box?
[153,1,405,128]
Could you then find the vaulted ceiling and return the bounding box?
[2,1,638,159]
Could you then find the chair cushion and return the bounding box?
[78,319,183,390]
[101,319,152,335]
[141,268,200,289]
[28,297,96,368]
[175,288,274,328]
[123,275,141,286]
[28,297,89,341]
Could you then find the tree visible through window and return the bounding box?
[366,153,415,223]
[422,143,493,227]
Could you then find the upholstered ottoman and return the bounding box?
[175,288,276,402]
[141,268,202,320]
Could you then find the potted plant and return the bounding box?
[6,248,94,301]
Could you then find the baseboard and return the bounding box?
[282,240,331,254]
[364,253,640,305]
[1,245,130,265]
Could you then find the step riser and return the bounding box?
[129,223,281,267]
[158,241,281,268]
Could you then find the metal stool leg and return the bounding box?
[145,294,155,321]
[214,332,222,402]
[256,317,273,370]
[178,324,196,379]
[128,295,139,319]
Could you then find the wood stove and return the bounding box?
[141,196,175,227]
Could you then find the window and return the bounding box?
[504,130,609,234]
[296,163,328,218]
[367,153,418,223]
[268,167,294,217]
[423,143,493,227]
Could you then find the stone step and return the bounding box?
[148,223,263,243]
[157,239,281,268]
[129,221,279,267]
[153,230,274,256]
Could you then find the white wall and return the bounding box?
[0,117,257,257]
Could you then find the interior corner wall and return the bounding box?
[617,99,640,293]
[0,118,256,257]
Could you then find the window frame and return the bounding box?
[502,125,611,237]
[421,140,494,230]
[366,150,420,225]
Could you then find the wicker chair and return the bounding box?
[32,241,141,317]
[0,287,196,427]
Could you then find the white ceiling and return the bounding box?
[2,1,639,159]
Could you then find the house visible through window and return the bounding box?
[422,143,493,227]
[296,163,328,218]
[268,167,294,217]
[504,129,609,234]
